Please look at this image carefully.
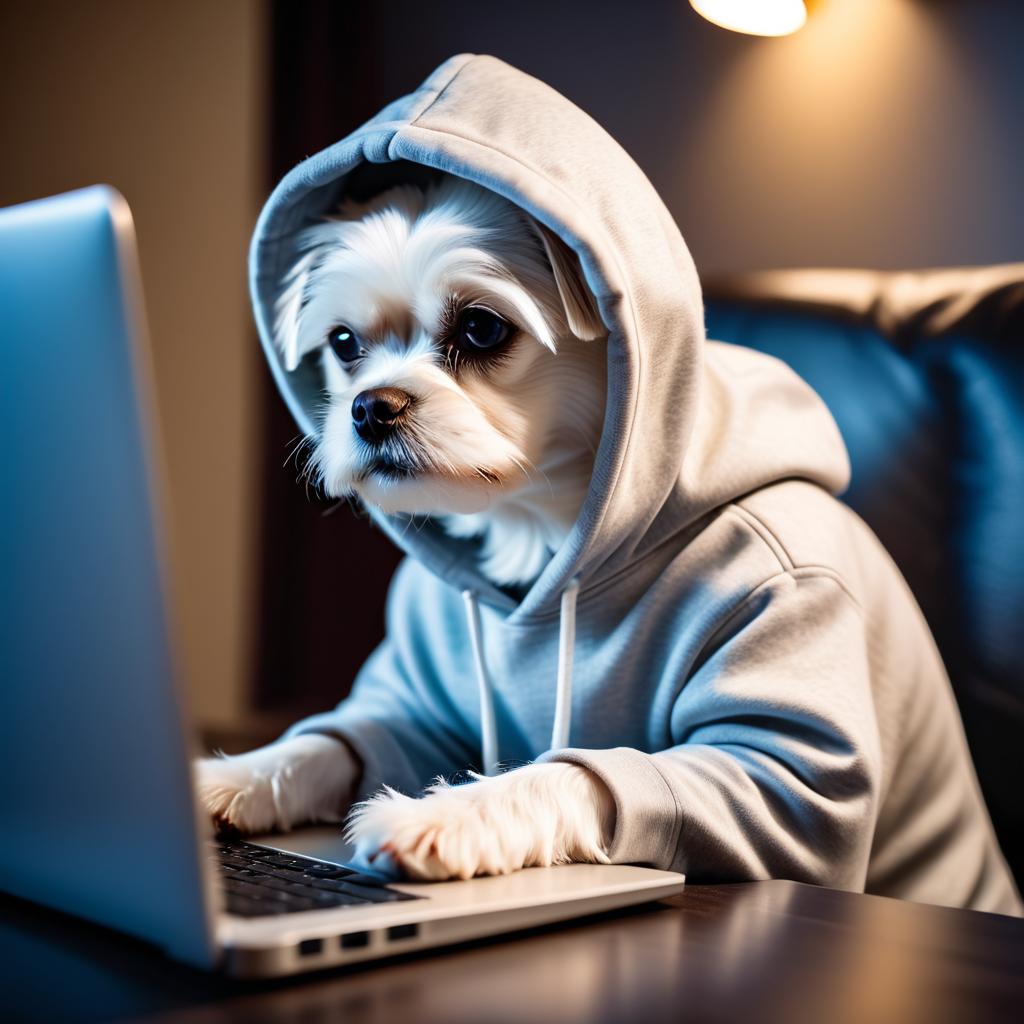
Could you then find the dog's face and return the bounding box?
[274,176,605,517]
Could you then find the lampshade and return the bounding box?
[689,0,808,37]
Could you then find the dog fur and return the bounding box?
[196,174,616,878]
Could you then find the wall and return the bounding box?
[355,0,1024,274]
[255,1,1024,868]
[4,0,1020,732]
[252,0,1024,720]
[0,0,266,728]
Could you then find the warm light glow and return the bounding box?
[690,0,808,37]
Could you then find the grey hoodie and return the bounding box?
[249,54,1020,915]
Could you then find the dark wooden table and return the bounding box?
[3,881,1022,1024]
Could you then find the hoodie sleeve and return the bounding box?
[283,559,479,803]
[537,571,883,890]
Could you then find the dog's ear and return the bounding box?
[532,222,604,341]
[273,250,318,372]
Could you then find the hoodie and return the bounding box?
[249,54,1020,915]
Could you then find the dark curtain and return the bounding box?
[253,1,399,716]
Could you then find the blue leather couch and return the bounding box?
[705,265,1024,887]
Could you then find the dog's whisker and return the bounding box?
[507,454,534,483]
[283,433,316,477]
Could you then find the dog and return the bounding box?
[197,173,619,879]
[199,51,1022,917]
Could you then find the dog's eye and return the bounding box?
[327,325,362,364]
[455,307,511,352]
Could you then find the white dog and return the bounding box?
[198,174,617,879]
[199,52,1022,917]
[196,53,1023,916]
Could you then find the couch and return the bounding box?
[704,265,1024,887]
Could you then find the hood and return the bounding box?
[250,54,849,620]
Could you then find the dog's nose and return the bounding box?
[351,387,411,443]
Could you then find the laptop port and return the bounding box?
[340,930,370,949]
[387,923,419,942]
[298,938,323,957]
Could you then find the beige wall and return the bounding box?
[366,0,1024,273]
[0,1,266,728]
[671,0,1024,272]
[4,0,1019,732]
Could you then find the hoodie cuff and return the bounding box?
[283,713,424,804]
[535,746,683,869]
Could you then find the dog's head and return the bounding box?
[274,175,606,518]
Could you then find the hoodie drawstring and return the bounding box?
[462,577,580,777]
[462,588,499,777]
[550,577,580,751]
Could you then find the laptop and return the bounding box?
[0,186,685,978]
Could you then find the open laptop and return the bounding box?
[0,186,684,978]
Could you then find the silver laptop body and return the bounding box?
[0,186,684,978]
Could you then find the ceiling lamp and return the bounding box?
[690,0,809,37]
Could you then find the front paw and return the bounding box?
[195,755,283,834]
[194,734,359,834]
[345,762,613,881]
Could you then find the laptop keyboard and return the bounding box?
[214,839,422,917]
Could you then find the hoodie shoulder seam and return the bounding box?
[697,568,864,671]
[726,503,859,609]
[725,504,794,572]
[789,566,863,611]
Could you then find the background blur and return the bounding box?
[2,0,1022,745]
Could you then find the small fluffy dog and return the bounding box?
[197,174,618,879]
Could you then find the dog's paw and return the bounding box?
[345,762,614,881]
[194,734,359,834]
[195,754,283,834]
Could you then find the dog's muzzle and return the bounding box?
[352,387,411,444]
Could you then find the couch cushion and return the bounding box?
[704,265,1024,884]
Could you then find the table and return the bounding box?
[3,881,1021,1023]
